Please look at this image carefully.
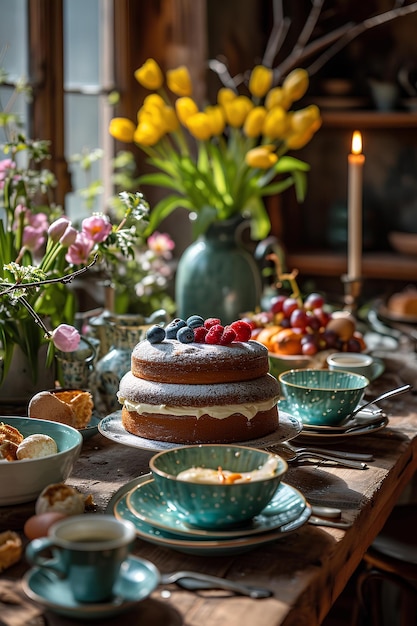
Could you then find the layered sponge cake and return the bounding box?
[117,316,280,444]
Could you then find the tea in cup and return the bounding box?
[25,514,136,603]
[326,352,374,380]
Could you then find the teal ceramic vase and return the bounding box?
[175,217,262,325]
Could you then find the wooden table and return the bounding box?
[2,362,417,626]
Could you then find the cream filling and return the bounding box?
[122,396,279,421]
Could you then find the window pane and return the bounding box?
[64,0,100,89]
[65,93,102,222]
[0,0,28,81]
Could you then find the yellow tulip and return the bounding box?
[134,58,164,90]
[263,106,288,138]
[167,65,192,97]
[249,65,273,98]
[265,87,291,111]
[290,105,321,134]
[285,130,314,150]
[205,105,226,135]
[243,106,267,138]
[186,113,212,141]
[245,145,278,169]
[108,117,135,143]
[222,95,253,128]
[162,106,179,133]
[133,121,162,146]
[143,93,165,110]
[282,68,309,102]
[175,97,199,126]
[217,87,236,106]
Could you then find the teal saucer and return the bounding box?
[126,478,306,538]
[22,555,160,620]
[109,474,311,557]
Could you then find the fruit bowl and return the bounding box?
[0,416,82,506]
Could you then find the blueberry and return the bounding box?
[146,325,166,344]
[177,326,195,344]
[165,318,187,339]
[186,314,205,329]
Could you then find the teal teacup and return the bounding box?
[25,515,136,603]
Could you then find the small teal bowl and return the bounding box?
[278,368,369,426]
[149,445,288,529]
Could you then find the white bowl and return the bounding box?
[0,416,82,505]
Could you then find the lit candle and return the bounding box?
[347,130,365,280]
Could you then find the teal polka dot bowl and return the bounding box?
[278,368,369,426]
[149,445,287,529]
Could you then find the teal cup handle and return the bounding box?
[26,537,67,577]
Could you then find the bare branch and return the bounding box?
[0,254,99,296]
[306,3,417,77]
[262,0,290,67]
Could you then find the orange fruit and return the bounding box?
[272,328,303,355]
[255,326,283,351]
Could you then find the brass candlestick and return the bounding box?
[341,274,363,314]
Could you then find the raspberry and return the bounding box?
[193,326,208,343]
[146,325,166,344]
[204,317,221,330]
[205,324,224,344]
[219,326,236,345]
[230,320,252,342]
[177,326,195,344]
[186,314,205,329]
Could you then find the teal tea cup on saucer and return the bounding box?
[278,368,369,427]
[25,515,136,603]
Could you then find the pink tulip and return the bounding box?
[51,324,81,352]
[22,226,46,252]
[48,217,71,242]
[65,232,95,265]
[59,225,78,247]
[82,215,112,243]
[28,212,49,231]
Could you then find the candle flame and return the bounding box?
[351,131,362,155]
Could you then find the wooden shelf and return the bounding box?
[285,251,417,282]
[321,110,417,128]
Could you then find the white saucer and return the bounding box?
[21,555,160,620]
[99,410,302,451]
[108,474,311,557]
[126,478,307,538]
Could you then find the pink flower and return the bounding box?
[51,324,81,352]
[22,226,46,252]
[82,215,112,243]
[0,159,16,189]
[147,232,175,258]
[59,225,78,247]
[65,232,95,265]
[48,217,71,242]
[28,212,49,231]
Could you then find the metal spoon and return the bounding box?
[343,384,412,422]
[266,442,368,469]
[161,571,273,598]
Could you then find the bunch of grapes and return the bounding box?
[247,292,364,356]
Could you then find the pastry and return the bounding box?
[0,531,22,572]
[16,433,58,459]
[28,389,93,429]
